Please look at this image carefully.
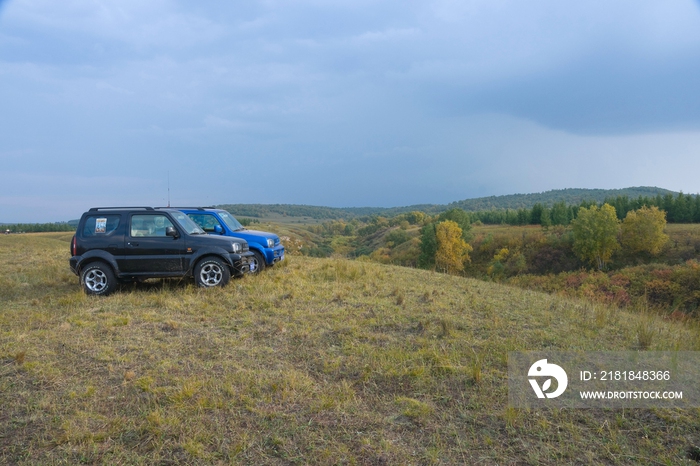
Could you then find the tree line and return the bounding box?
[467,192,700,226]
[301,196,694,272]
[447,186,672,211]
[3,222,76,233]
[417,204,670,275]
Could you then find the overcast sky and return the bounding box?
[1,0,700,222]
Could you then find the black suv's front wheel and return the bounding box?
[81,262,116,296]
[194,257,231,288]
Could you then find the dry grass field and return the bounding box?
[1,233,700,465]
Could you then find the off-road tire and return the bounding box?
[250,251,266,274]
[80,262,117,296]
[194,257,231,288]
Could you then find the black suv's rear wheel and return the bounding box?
[81,262,116,296]
[194,257,231,288]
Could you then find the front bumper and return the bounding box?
[230,251,255,275]
[264,245,286,265]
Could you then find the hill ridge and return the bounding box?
[218,186,680,220]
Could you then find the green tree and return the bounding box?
[418,223,438,269]
[550,201,570,225]
[675,192,692,223]
[404,211,428,225]
[435,220,472,274]
[530,203,544,225]
[571,203,620,270]
[662,193,675,222]
[486,247,525,280]
[620,206,668,256]
[385,229,411,248]
[437,208,472,241]
[539,207,552,229]
[516,209,530,225]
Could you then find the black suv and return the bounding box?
[69,207,254,295]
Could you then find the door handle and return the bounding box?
[128,242,139,247]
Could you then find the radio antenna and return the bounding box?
[167,171,171,207]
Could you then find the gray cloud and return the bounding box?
[1,0,699,222]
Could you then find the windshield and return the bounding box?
[219,211,244,231]
[171,211,206,235]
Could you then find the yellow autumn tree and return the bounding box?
[572,203,620,270]
[621,206,669,256]
[435,220,472,274]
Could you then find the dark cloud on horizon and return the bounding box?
[425,50,700,135]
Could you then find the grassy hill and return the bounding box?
[218,187,679,221]
[216,203,440,222]
[1,233,700,464]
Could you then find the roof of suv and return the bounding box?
[160,207,220,211]
[85,207,183,214]
[87,206,162,212]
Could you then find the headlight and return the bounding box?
[266,238,275,248]
[232,242,241,253]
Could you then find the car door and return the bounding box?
[120,213,186,275]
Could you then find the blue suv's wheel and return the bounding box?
[194,257,231,288]
[250,251,266,274]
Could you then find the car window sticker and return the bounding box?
[95,218,107,234]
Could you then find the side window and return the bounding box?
[82,215,120,237]
[130,214,174,237]
[188,214,222,233]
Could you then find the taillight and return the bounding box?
[71,236,76,256]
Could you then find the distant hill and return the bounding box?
[218,186,680,220]
[446,186,678,212]
[216,203,441,221]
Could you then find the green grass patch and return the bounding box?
[0,233,699,464]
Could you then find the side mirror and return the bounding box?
[214,225,224,235]
[166,226,179,238]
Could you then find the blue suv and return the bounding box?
[179,208,285,273]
